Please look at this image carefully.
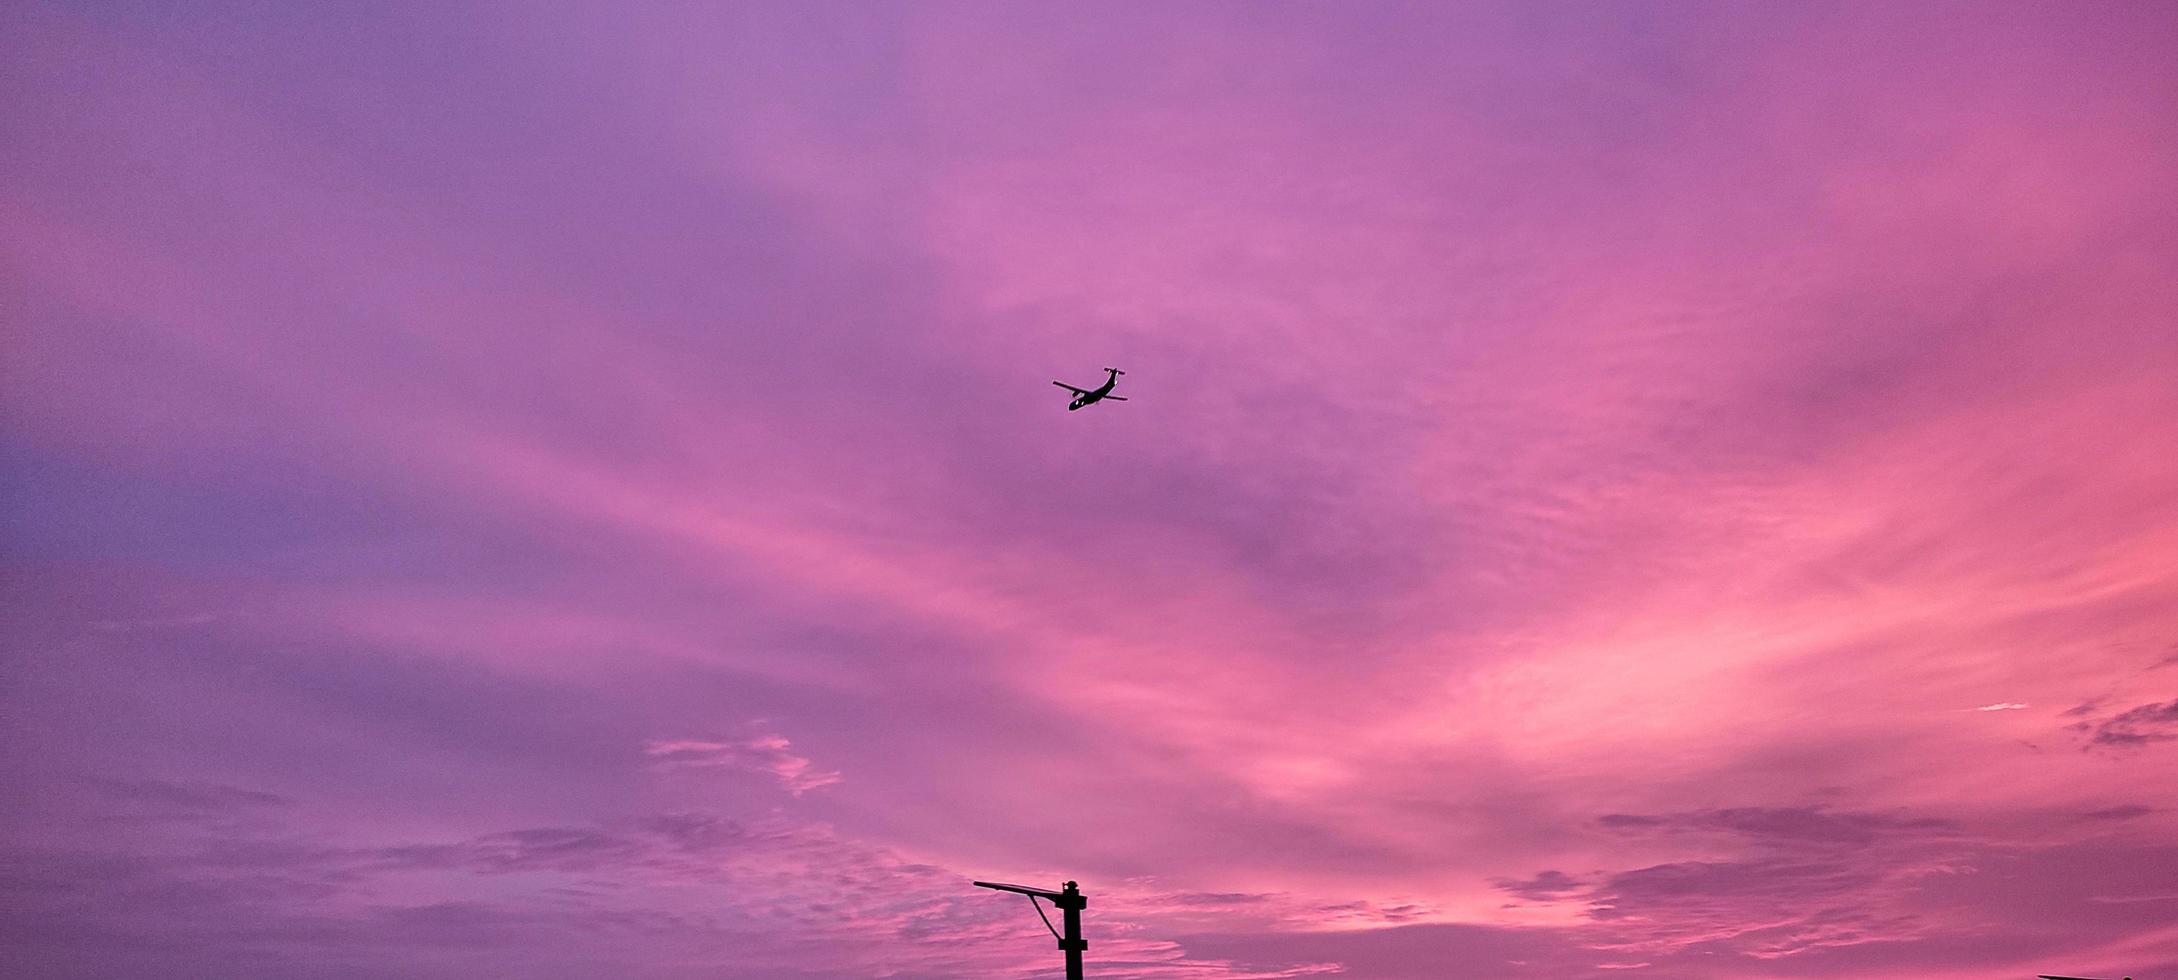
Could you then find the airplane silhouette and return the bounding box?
[1053,367,1127,411]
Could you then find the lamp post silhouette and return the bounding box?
[974,879,1087,980]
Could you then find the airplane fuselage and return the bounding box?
[1068,385,1112,411]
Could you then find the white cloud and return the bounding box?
[644,733,842,796]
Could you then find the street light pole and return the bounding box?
[973,878,1088,980]
[1055,881,1086,980]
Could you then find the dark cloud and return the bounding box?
[1590,859,1881,915]
[1309,900,1434,924]
[2080,804,2154,821]
[2069,698,2178,749]
[1491,869,1587,902]
[0,812,1065,980]
[1474,805,1989,962]
[1473,829,2178,972]
[636,812,763,853]
[1596,806,1957,848]
[1570,857,1943,962]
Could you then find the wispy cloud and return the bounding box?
[644,734,842,796]
[2070,699,2178,750]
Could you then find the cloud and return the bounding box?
[374,827,652,875]
[2069,699,2178,749]
[1468,806,1989,961]
[644,734,843,796]
[1582,858,1953,960]
[0,807,1353,980]
[1973,702,2028,711]
[1307,900,1437,927]
[1492,870,1587,902]
[1595,806,1959,849]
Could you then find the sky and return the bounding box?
[4,2,2178,978]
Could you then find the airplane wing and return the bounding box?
[1102,395,1128,401]
[1053,381,1091,395]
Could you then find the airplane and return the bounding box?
[1053,367,1127,411]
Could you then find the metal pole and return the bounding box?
[1054,880,1086,980]
[971,878,1087,979]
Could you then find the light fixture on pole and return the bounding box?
[973,879,1087,980]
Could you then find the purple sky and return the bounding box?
[5,3,2178,978]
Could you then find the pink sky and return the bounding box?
[5,3,2177,978]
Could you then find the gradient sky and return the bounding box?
[6,3,2178,979]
